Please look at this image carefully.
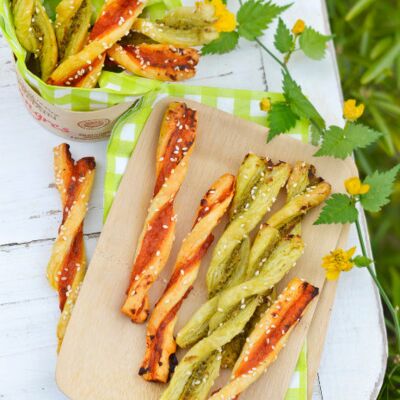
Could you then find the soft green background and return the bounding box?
[327,0,400,397]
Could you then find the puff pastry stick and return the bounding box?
[55,0,92,60]
[107,43,199,81]
[48,0,147,87]
[208,278,319,400]
[13,0,57,80]
[121,102,197,323]
[140,174,235,383]
[49,144,96,350]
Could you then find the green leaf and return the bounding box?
[274,18,293,53]
[310,123,322,145]
[283,73,325,129]
[299,27,332,60]
[360,165,400,212]
[361,42,400,84]
[314,193,358,225]
[353,255,373,267]
[314,123,382,159]
[237,0,290,41]
[267,102,298,141]
[201,32,239,55]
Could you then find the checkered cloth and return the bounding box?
[102,72,309,399]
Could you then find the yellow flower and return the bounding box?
[260,97,271,112]
[345,177,370,195]
[322,247,356,280]
[343,99,365,121]
[292,19,305,35]
[207,0,236,32]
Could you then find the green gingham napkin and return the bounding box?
[102,73,309,399]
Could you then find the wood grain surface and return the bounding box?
[56,97,356,399]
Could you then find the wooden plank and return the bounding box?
[56,98,356,399]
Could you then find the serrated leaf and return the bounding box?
[282,73,325,129]
[310,123,322,145]
[314,193,358,225]
[314,123,382,159]
[360,165,400,212]
[274,18,293,53]
[201,32,239,55]
[353,255,372,267]
[237,0,290,41]
[299,27,332,60]
[267,102,298,141]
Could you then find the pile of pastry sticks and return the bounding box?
[118,101,331,400]
[12,0,218,86]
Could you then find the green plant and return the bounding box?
[327,0,400,397]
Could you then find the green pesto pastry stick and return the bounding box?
[177,155,290,348]
[132,3,218,47]
[207,156,291,298]
[160,296,260,400]
[13,0,58,80]
[55,0,92,60]
[219,162,331,366]
[178,351,221,400]
[208,235,305,331]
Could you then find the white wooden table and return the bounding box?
[0,0,387,399]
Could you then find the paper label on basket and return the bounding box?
[16,72,138,141]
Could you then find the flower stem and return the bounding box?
[355,217,400,353]
[255,37,289,72]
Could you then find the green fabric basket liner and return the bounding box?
[102,72,310,400]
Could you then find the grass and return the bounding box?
[326,0,400,397]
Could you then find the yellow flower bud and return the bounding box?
[343,99,364,121]
[345,177,370,195]
[292,19,305,35]
[260,97,271,112]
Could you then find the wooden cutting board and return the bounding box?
[57,97,356,400]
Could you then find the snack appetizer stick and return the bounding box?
[160,296,261,400]
[178,162,331,393]
[208,235,305,331]
[267,163,332,231]
[208,278,319,400]
[219,162,331,367]
[47,144,96,350]
[55,0,92,60]
[48,0,147,87]
[121,102,197,323]
[139,173,235,383]
[107,43,199,81]
[12,0,58,80]
[176,155,291,348]
[132,2,218,47]
[206,156,291,298]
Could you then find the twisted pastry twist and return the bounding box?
[209,278,319,400]
[121,102,197,323]
[48,0,147,87]
[139,173,235,383]
[12,0,57,80]
[54,0,92,61]
[108,43,199,81]
[48,144,96,350]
